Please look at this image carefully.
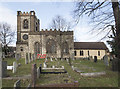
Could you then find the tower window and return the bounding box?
[23,19,28,29]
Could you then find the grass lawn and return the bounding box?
[2,58,119,87]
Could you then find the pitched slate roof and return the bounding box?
[74,42,108,50]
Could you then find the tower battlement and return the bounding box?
[40,29,73,35]
[17,11,35,16]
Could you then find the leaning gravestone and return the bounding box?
[31,64,37,87]
[37,67,40,79]
[50,58,53,61]
[13,61,17,73]
[43,62,47,68]
[103,55,109,66]
[25,53,28,64]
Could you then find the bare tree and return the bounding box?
[74,0,120,59]
[49,15,72,31]
[0,23,15,55]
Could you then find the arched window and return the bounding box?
[23,19,28,29]
[34,42,40,56]
[46,39,56,53]
[63,42,69,54]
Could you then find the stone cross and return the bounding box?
[31,64,37,87]
[25,53,28,64]
[13,61,17,73]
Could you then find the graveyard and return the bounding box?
[2,57,118,87]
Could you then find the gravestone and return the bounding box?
[52,65,55,68]
[55,58,57,61]
[66,58,69,62]
[31,64,37,87]
[13,61,17,73]
[25,53,28,64]
[2,61,7,77]
[103,55,109,66]
[28,53,31,63]
[37,67,40,79]
[94,56,97,63]
[43,62,47,68]
[15,54,20,61]
[50,58,53,61]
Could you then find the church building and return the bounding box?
[16,11,74,59]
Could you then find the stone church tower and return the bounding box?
[16,11,74,59]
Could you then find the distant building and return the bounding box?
[74,42,109,60]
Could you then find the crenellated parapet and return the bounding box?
[40,29,73,35]
[17,11,35,16]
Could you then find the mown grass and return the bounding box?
[61,59,118,87]
[2,58,119,87]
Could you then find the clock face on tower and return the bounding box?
[23,34,28,40]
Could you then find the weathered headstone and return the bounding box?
[50,58,53,61]
[103,55,109,66]
[2,61,7,77]
[55,58,57,61]
[37,67,40,79]
[28,53,31,63]
[66,58,69,62]
[31,64,37,87]
[43,62,47,68]
[25,53,28,64]
[13,61,17,73]
[94,56,97,63]
[15,54,20,61]
[52,65,55,68]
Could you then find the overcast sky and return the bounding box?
[0,1,112,50]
